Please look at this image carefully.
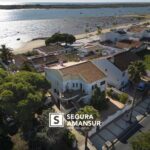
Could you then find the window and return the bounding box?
[72,83,75,87]
[76,83,78,87]
[100,81,105,85]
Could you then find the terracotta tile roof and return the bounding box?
[116,40,142,50]
[35,44,65,54]
[113,51,140,71]
[60,61,106,83]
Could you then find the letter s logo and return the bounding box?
[54,116,59,124]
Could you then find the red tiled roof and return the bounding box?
[116,40,142,50]
[60,61,106,83]
[113,51,140,71]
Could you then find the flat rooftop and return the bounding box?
[50,61,86,69]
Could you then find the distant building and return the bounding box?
[28,54,60,72]
[33,44,72,55]
[116,39,146,52]
[100,29,129,43]
[45,61,106,103]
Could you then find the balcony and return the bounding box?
[60,89,87,102]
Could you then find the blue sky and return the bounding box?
[0,0,150,4]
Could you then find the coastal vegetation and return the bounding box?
[130,130,150,150]
[0,70,50,149]
[91,86,108,111]
[0,69,76,150]
[45,33,76,46]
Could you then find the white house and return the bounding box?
[92,51,140,89]
[45,61,106,103]
[92,58,128,89]
[100,29,129,43]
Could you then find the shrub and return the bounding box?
[107,89,113,97]
[107,89,128,104]
[119,93,128,104]
[63,130,76,148]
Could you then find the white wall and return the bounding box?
[100,32,129,42]
[92,59,129,89]
[45,67,106,102]
[45,68,63,93]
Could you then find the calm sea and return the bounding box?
[0,5,150,49]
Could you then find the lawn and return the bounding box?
[136,49,150,71]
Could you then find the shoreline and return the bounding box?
[14,18,150,54]
[1,3,150,10]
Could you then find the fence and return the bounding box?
[88,103,132,137]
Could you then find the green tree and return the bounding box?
[119,93,128,104]
[0,45,13,65]
[77,106,100,150]
[130,131,150,150]
[128,61,146,122]
[45,33,76,46]
[30,109,69,150]
[0,68,7,84]
[0,71,50,137]
[91,86,108,111]
[20,62,35,72]
[17,92,43,133]
[128,61,146,83]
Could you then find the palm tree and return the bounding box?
[77,106,100,150]
[128,61,146,122]
[0,45,13,65]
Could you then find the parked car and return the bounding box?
[137,82,146,91]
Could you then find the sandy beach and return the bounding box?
[14,18,150,54]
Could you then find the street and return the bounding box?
[112,114,150,150]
